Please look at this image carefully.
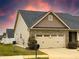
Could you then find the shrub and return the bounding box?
[68,41,77,49]
[28,36,37,50]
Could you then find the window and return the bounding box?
[36,35,42,37]
[58,33,64,37]
[20,34,22,38]
[44,35,50,37]
[51,34,57,37]
[58,34,64,37]
[51,33,57,37]
[48,15,53,21]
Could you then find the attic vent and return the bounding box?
[48,15,53,21]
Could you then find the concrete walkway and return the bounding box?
[0,55,48,59]
[40,48,79,59]
[0,56,23,59]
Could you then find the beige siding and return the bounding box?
[35,13,67,29]
[77,31,79,46]
[77,32,79,41]
[14,13,29,48]
[30,30,69,47]
[66,31,69,47]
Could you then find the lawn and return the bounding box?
[0,44,46,56]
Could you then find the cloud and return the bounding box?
[8,13,16,21]
[0,12,5,16]
[6,12,16,28]
[0,10,5,16]
[23,0,64,12]
[23,0,51,11]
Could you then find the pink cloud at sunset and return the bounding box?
[8,13,16,21]
[0,11,5,16]
[0,13,5,16]
[24,0,51,11]
[6,13,16,28]
[22,0,64,13]
[0,12,16,32]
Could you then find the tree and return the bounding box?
[0,33,6,40]
[0,35,2,40]
[2,33,6,38]
[28,36,40,59]
[28,36,37,50]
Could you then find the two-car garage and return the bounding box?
[36,32,66,48]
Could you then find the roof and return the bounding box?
[19,10,47,27]
[18,10,79,29]
[6,29,14,38]
[56,13,79,29]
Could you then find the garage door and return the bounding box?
[50,34,65,48]
[36,33,65,48]
[36,35,50,48]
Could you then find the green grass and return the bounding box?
[0,44,46,56]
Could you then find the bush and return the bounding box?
[28,36,37,50]
[68,41,77,49]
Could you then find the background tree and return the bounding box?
[2,33,6,38]
[0,35,2,40]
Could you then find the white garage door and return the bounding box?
[36,33,65,48]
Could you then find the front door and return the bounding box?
[69,32,77,42]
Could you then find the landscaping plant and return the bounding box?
[68,41,77,49]
[28,36,37,50]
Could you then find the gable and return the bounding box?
[34,13,68,29]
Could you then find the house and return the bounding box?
[14,10,79,48]
[1,29,15,44]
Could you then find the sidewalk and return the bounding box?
[0,55,48,59]
[0,56,23,59]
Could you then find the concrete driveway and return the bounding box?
[40,48,79,59]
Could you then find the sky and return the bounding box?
[0,0,79,33]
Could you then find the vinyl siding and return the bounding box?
[34,13,67,29]
[14,13,29,48]
[77,31,79,46]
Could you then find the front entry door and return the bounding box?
[69,32,77,42]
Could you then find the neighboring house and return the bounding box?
[1,29,15,44]
[14,10,79,48]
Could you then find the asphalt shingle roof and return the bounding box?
[19,10,47,27]
[56,13,79,29]
[19,10,79,29]
[6,29,14,38]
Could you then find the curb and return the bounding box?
[23,55,49,58]
[0,55,49,59]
